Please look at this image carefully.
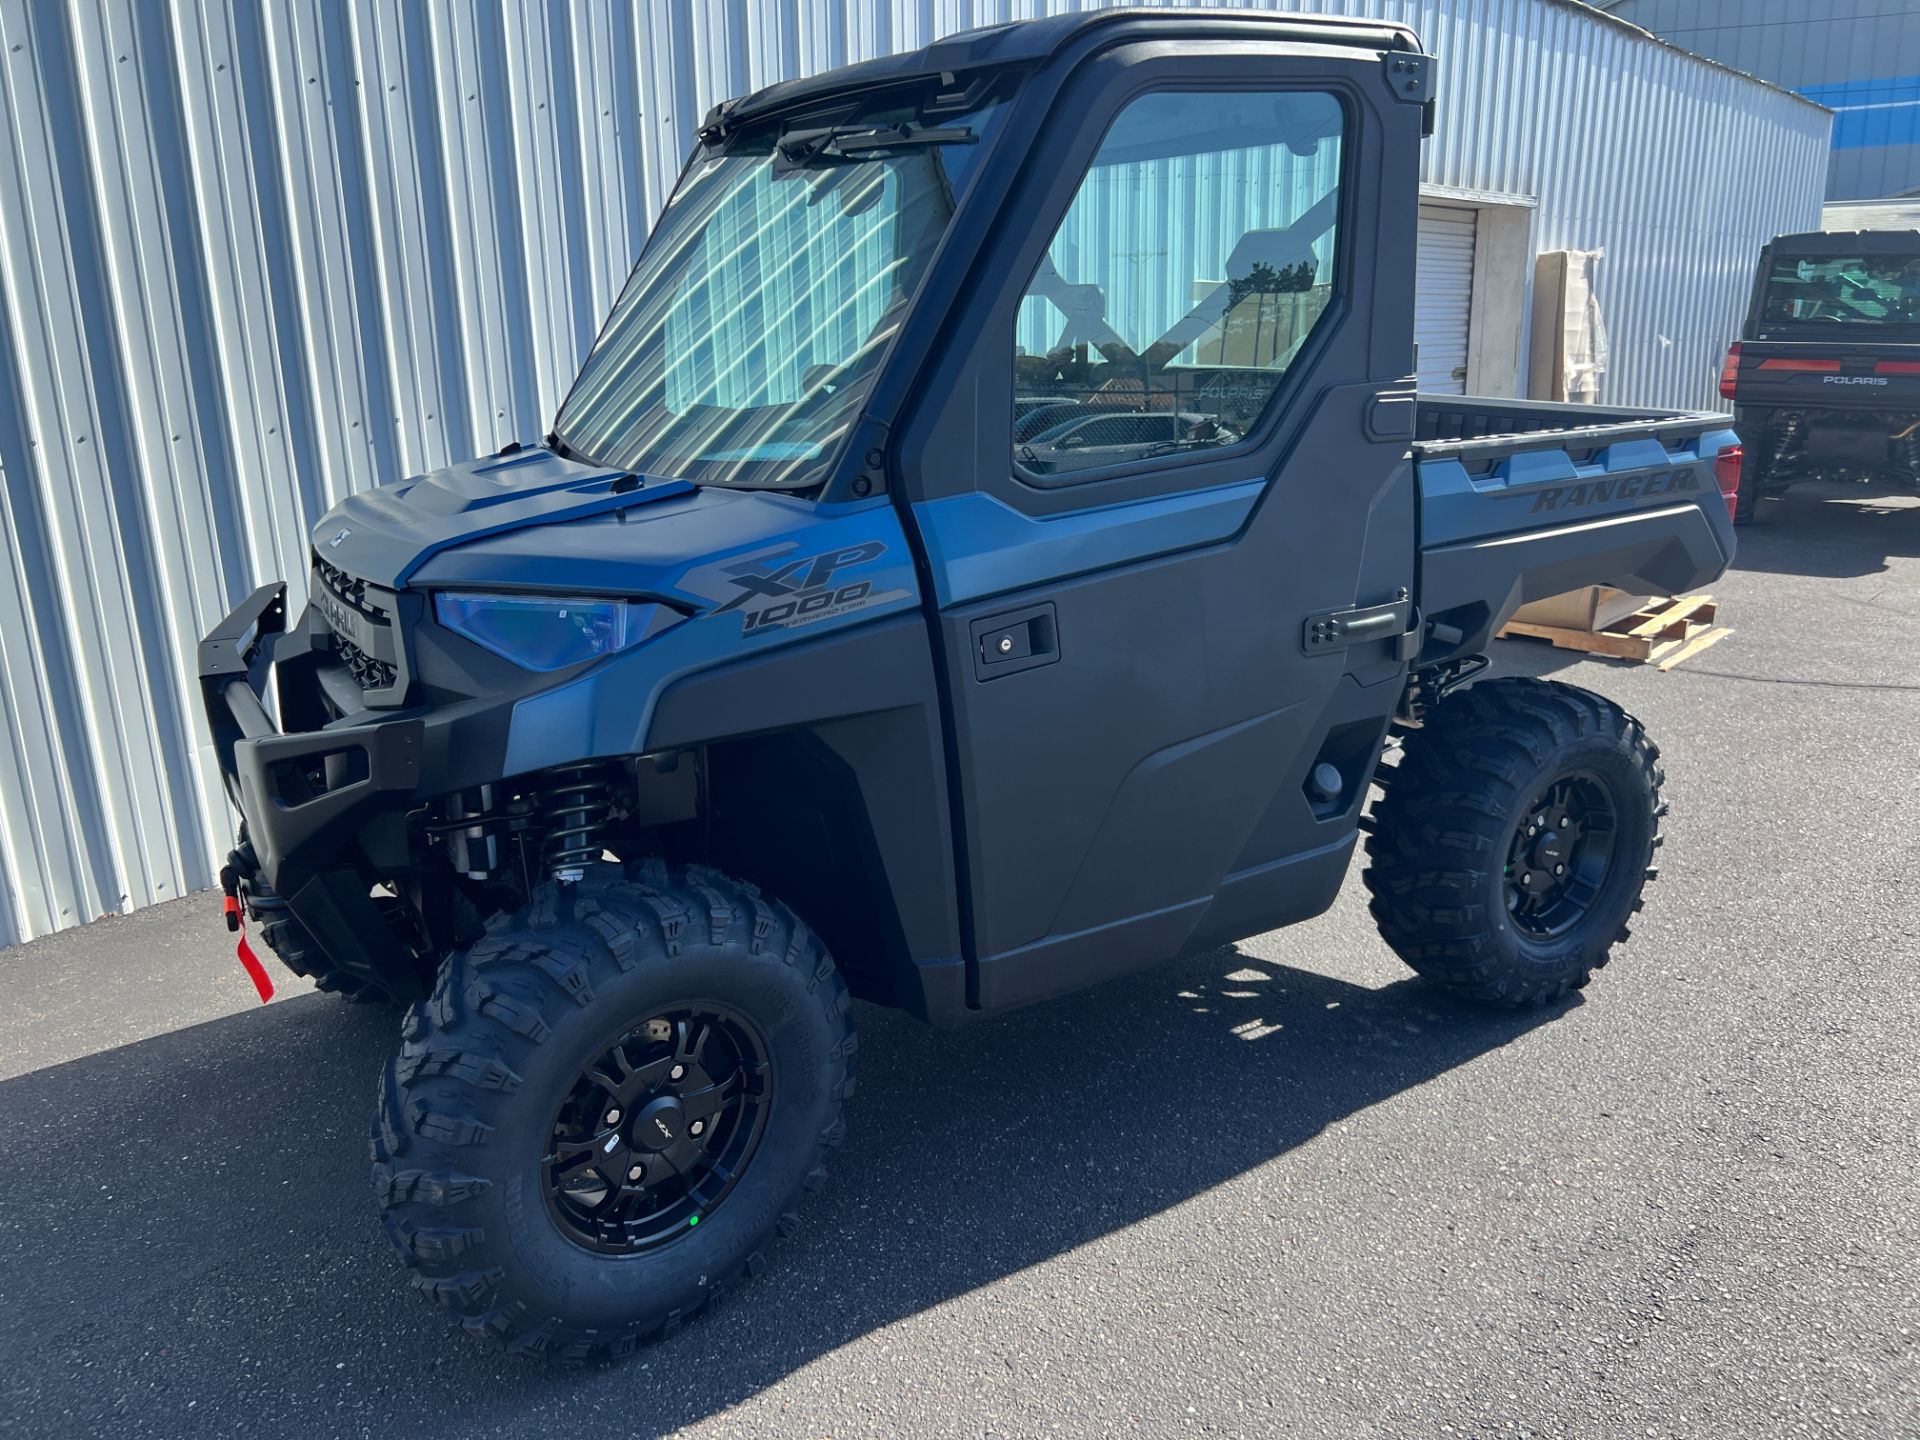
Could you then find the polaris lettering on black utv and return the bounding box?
[198,11,1736,1359]
[1720,228,1920,520]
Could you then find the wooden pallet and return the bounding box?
[1497,594,1732,668]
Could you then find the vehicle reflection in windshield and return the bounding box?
[554,97,1000,489]
[1012,89,1344,479]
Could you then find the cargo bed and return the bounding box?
[1409,395,1741,663]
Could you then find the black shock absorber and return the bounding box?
[1767,412,1806,478]
[542,764,618,882]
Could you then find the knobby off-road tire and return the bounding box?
[1363,677,1664,1007]
[243,885,402,1004]
[372,862,855,1362]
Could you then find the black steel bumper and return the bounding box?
[199,582,427,898]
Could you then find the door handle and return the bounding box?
[970,602,1059,680]
[1302,593,1416,659]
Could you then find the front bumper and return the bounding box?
[199,582,427,897]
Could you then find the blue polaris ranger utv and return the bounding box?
[199,10,1738,1358]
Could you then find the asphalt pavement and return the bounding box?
[0,481,1915,1438]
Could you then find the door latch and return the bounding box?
[970,602,1058,680]
[1302,592,1417,661]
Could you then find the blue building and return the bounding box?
[1606,0,1920,200]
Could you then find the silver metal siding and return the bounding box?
[0,0,1830,946]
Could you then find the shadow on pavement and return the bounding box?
[0,945,1567,1435]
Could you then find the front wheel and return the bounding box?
[1363,678,1664,1007]
[372,863,855,1361]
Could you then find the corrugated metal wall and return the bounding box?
[0,0,1830,948]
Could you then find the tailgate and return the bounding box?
[1724,339,1920,409]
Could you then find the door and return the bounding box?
[1416,201,1477,393]
[897,48,1424,1014]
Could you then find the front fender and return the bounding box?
[500,499,920,775]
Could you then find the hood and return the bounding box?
[313,446,912,621]
[309,447,697,589]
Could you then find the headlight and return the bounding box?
[432,593,676,671]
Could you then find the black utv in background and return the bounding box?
[1720,229,1920,520]
[198,10,1737,1360]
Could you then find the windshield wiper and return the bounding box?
[776,123,975,167]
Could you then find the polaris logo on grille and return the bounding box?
[316,587,380,652]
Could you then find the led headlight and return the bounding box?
[433,592,676,671]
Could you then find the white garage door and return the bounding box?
[1416,202,1477,394]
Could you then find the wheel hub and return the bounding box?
[1529,830,1569,869]
[542,1005,772,1254]
[633,1095,685,1151]
[1504,772,1619,940]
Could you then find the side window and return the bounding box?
[1014,89,1344,480]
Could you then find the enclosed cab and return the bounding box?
[1720,229,1920,519]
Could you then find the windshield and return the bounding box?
[553,93,1000,488]
[1759,251,1920,332]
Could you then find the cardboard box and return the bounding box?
[1510,585,1648,633]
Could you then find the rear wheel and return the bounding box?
[372,862,855,1361]
[1363,678,1664,1007]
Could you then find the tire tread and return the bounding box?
[371,863,854,1363]
[1364,676,1663,1007]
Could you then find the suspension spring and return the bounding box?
[1892,418,1920,475]
[1765,412,1806,478]
[543,764,618,882]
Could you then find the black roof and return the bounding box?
[1770,230,1920,252]
[702,8,1422,138]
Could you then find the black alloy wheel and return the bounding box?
[545,1006,773,1253]
[1503,772,1619,941]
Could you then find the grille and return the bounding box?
[313,553,400,694]
[314,555,390,625]
[335,635,398,691]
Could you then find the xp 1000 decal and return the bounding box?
[702,539,913,636]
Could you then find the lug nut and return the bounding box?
[1554,864,1565,875]
[689,1119,705,1137]
[605,1108,621,1124]
[628,1165,643,1181]
[1520,874,1532,886]
[669,1064,686,1082]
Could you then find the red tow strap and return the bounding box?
[223,893,276,1003]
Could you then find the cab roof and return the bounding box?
[1769,230,1920,253]
[701,8,1423,139]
